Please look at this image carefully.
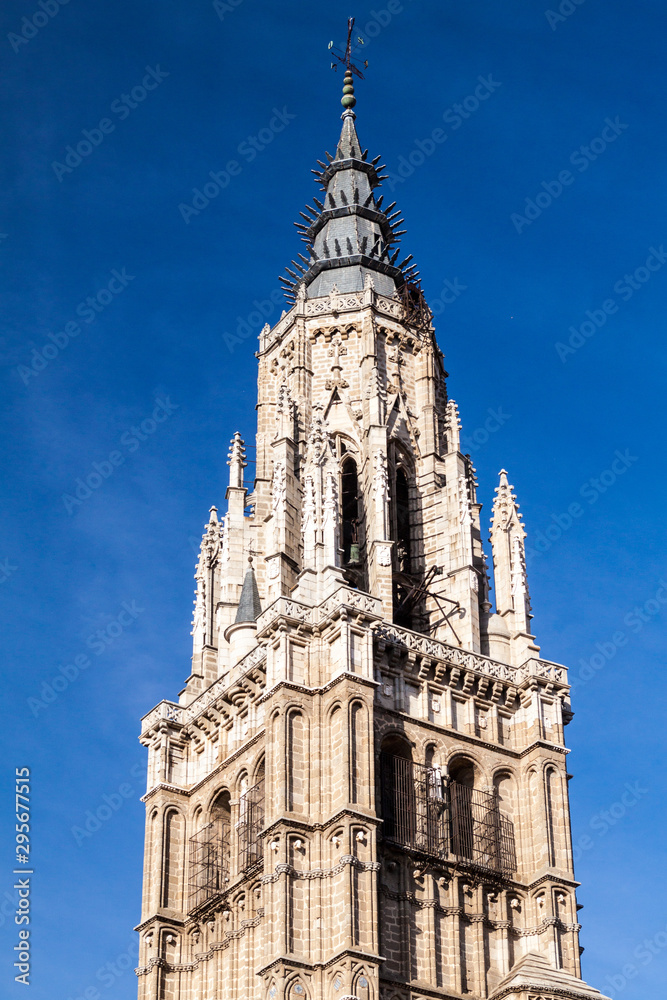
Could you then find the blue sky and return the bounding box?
[1,0,665,997]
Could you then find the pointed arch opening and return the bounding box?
[161,808,185,910]
[395,466,412,573]
[188,791,230,912]
[389,449,420,629]
[336,437,367,588]
[379,735,447,858]
[239,761,265,871]
[341,455,360,565]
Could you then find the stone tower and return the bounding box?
[135,69,612,1000]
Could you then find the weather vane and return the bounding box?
[328,17,367,77]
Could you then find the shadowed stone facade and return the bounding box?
[135,81,612,1000]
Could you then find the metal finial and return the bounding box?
[328,16,367,110]
[342,69,356,110]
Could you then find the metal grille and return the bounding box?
[379,754,516,874]
[499,814,517,873]
[450,782,515,874]
[380,753,447,858]
[188,819,229,912]
[238,777,265,870]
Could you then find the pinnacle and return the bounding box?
[227,431,247,466]
[281,107,419,302]
[335,110,363,160]
[234,560,262,623]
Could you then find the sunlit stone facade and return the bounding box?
[135,87,611,1000]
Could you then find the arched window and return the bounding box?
[238,763,265,870]
[341,455,361,566]
[161,809,185,909]
[494,771,518,873]
[379,735,415,848]
[545,767,558,867]
[188,791,230,911]
[379,737,447,858]
[449,757,475,788]
[449,758,476,862]
[287,710,308,814]
[395,466,412,573]
[382,733,413,761]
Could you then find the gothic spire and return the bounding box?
[282,78,418,302]
[227,432,247,490]
[235,557,262,623]
[489,469,532,635]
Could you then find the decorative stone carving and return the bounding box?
[323,472,340,566]
[271,461,287,544]
[445,399,461,453]
[191,507,224,641]
[377,544,392,566]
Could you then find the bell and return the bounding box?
[348,542,361,566]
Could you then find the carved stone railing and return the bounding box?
[140,699,183,735]
[141,602,567,740]
[515,657,568,684]
[260,287,410,353]
[373,622,568,686]
[140,643,268,737]
[257,588,382,636]
[182,644,268,726]
[256,597,313,632]
[318,587,382,622]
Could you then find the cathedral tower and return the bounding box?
[135,65,612,1000]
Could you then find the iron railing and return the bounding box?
[380,754,447,858]
[379,752,516,874]
[238,777,265,870]
[188,819,229,912]
[450,782,516,873]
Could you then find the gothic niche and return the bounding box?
[394,467,412,573]
[390,455,416,629]
[188,790,231,912]
[339,441,366,587]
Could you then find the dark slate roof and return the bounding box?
[235,563,262,623]
[281,109,418,302]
